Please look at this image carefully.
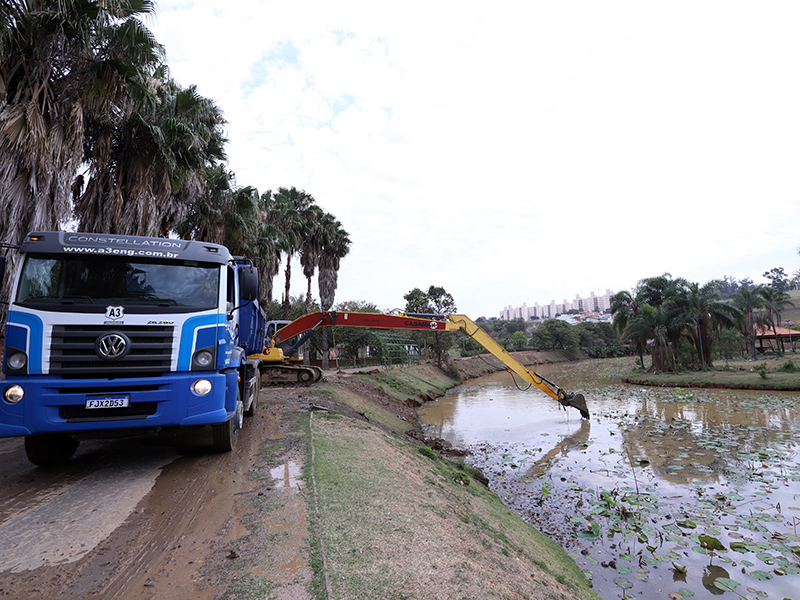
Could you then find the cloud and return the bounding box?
[150,1,800,317]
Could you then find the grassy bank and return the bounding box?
[305,361,599,600]
[622,355,800,390]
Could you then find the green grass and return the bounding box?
[781,289,800,324]
[307,406,600,600]
[624,355,800,390]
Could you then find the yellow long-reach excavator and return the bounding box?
[252,311,590,419]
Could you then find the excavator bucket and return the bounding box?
[564,393,590,419]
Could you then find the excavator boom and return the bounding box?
[263,311,589,419]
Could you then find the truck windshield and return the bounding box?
[16,253,220,310]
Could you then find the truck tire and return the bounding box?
[244,367,260,418]
[24,434,79,467]
[211,388,243,452]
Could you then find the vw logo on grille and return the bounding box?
[96,332,130,361]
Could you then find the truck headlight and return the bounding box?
[191,379,213,396]
[7,351,27,371]
[3,385,24,404]
[191,348,215,370]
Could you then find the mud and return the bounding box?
[0,389,314,600]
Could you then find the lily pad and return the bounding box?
[698,535,727,552]
[712,577,740,592]
[613,576,633,589]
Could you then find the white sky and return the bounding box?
[149,1,800,318]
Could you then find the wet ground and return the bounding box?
[419,359,800,600]
[0,388,313,600]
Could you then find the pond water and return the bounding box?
[418,358,800,600]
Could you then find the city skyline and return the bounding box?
[500,289,615,321]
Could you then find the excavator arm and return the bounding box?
[265,311,589,419]
[412,313,589,419]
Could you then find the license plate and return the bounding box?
[85,395,130,409]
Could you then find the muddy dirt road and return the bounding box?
[0,388,313,600]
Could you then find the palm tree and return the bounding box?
[254,221,281,303]
[269,187,316,318]
[0,0,161,316]
[759,286,794,356]
[610,290,644,366]
[732,287,766,360]
[78,77,226,236]
[299,205,326,314]
[635,273,688,308]
[174,163,233,244]
[677,281,741,368]
[623,304,673,372]
[318,217,351,369]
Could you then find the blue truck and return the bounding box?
[0,231,267,466]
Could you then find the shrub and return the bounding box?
[418,446,437,460]
[756,362,768,379]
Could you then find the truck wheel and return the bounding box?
[211,389,243,452]
[24,434,79,467]
[244,367,260,418]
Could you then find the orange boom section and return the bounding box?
[258,311,589,419]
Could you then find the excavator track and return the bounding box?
[260,364,323,386]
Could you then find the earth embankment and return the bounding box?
[0,351,596,600]
[278,352,599,600]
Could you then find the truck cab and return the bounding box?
[1,231,265,465]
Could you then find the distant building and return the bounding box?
[500,289,615,321]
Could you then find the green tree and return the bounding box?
[0,0,162,312]
[503,318,527,336]
[623,304,674,371]
[403,285,457,367]
[299,204,326,314]
[575,322,622,358]
[317,216,351,369]
[252,190,281,303]
[610,290,644,366]
[330,300,381,363]
[763,267,790,291]
[531,319,579,352]
[510,330,528,351]
[78,77,226,236]
[174,163,233,244]
[759,286,794,355]
[676,281,740,368]
[732,286,765,360]
[270,187,316,318]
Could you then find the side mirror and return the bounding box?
[239,265,259,303]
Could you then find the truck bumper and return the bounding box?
[0,371,238,437]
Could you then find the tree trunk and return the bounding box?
[772,322,782,356]
[322,329,330,370]
[282,251,292,319]
[302,275,313,365]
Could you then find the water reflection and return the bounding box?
[418,361,800,600]
[524,420,591,477]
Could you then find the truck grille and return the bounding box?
[50,325,174,375]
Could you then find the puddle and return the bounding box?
[270,461,303,490]
[419,360,800,600]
